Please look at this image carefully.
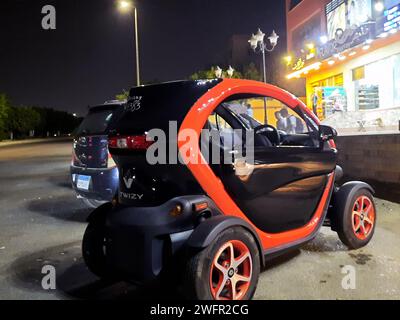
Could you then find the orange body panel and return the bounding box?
[178,79,335,251]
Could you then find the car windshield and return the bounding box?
[76,107,117,136]
[236,113,263,129]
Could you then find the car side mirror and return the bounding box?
[319,125,337,142]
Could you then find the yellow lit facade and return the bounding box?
[285,0,400,134]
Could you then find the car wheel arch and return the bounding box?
[329,181,375,231]
[186,215,266,267]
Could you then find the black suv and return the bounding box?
[70,101,124,208]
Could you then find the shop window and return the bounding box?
[356,84,379,110]
[334,74,344,86]
[394,54,400,107]
[312,87,347,120]
[353,54,400,110]
[353,66,365,81]
[311,73,344,88]
[310,73,346,120]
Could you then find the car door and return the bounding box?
[212,96,337,234]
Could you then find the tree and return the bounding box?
[0,94,11,139]
[243,63,262,81]
[190,66,243,80]
[7,106,41,138]
[189,67,217,80]
[115,90,129,102]
[0,92,82,140]
[32,107,81,137]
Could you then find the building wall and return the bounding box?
[284,0,330,99]
[286,0,329,52]
[286,0,400,134]
[305,35,400,134]
[336,134,400,188]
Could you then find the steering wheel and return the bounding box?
[255,124,280,146]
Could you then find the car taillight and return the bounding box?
[71,148,79,166]
[108,135,154,150]
[107,152,116,168]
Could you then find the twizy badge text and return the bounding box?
[120,170,144,200]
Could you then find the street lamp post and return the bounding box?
[215,66,223,78]
[118,0,141,86]
[214,65,235,79]
[248,28,279,83]
[248,28,279,123]
[226,66,235,78]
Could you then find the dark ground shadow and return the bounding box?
[8,242,183,300]
[8,231,345,300]
[8,240,325,300]
[263,250,301,272]
[27,195,91,223]
[301,230,348,253]
[48,174,73,190]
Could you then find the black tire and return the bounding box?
[82,219,110,278]
[335,189,377,250]
[82,198,106,209]
[184,227,260,300]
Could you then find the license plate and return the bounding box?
[77,175,91,190]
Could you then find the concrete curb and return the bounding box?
[0,137,72,148]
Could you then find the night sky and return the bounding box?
[0,0,286,115]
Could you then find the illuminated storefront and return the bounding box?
[285,0,400,133]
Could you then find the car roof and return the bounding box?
[128,79,221,96]
[88,101,126,113]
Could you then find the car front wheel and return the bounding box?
[336,190,377,250]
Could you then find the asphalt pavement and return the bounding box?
[0,141,399,300]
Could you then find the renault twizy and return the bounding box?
[82,79,376,300]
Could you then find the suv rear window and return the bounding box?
[76,106,122,136]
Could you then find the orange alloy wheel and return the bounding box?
[209,240,252,300]
[352,196,375,240]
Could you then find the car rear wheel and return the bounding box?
[184,227,260,300]
[82,198,106,209]
[336,190,376,250]
[82,219,111,278]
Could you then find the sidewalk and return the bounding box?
[0,137,72,148]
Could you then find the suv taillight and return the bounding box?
[107,152,116,168]
[71,148,80,166]
[108,135,154,150]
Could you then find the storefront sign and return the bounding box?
[326,0,373,40]
[318,23,376,60]
[382,3,400,32]
[292,58,305,71]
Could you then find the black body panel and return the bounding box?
[108,80,222,207]
[109,80,222,135]
[102,196,219,283]
[263,175,335,258]
[114,153,204,207]
[220,147,337,234]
